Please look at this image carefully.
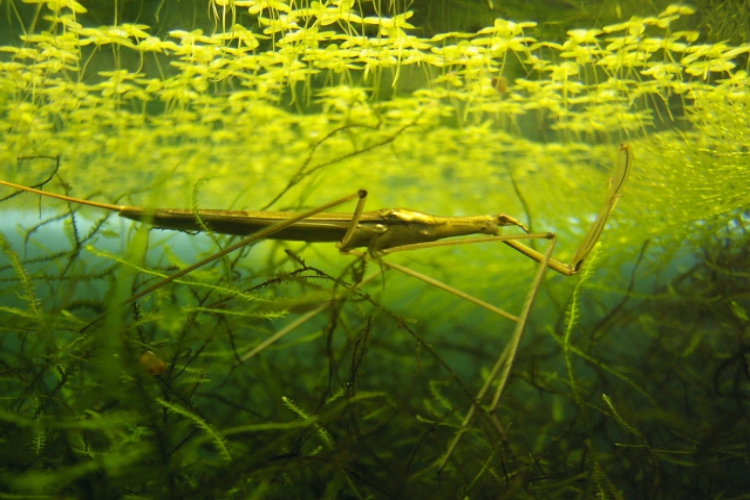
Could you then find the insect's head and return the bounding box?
[495,214,529,233]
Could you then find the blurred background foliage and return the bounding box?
[1,0,749,498]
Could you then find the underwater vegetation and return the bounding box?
[1,0,750,498]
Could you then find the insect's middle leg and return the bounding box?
[335,189,369,251]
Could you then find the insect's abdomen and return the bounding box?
[118,207,359,243]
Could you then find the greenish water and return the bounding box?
[1,1,749,498]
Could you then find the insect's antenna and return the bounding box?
[0,179,127,213]
[570,143,632,271]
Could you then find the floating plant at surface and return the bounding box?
[1,0,750,498]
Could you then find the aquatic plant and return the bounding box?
[1,0,749,497]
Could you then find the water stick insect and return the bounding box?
[0,144,632,461]
[0,144,630,280]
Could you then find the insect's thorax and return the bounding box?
[339,209,501,254]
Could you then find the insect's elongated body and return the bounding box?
[118,206,527,253]
[0,177,528,253]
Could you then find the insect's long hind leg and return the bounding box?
[437,236,556,473]
[352,231,558,470]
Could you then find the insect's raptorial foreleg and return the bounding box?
[376,232,554,256]
[375,144,631,278]
[570,143,632,269]
[502,143,632,275]
[378,229,574,275]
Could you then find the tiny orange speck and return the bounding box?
[140,351,167,376]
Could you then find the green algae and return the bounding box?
[0,0,749,498]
